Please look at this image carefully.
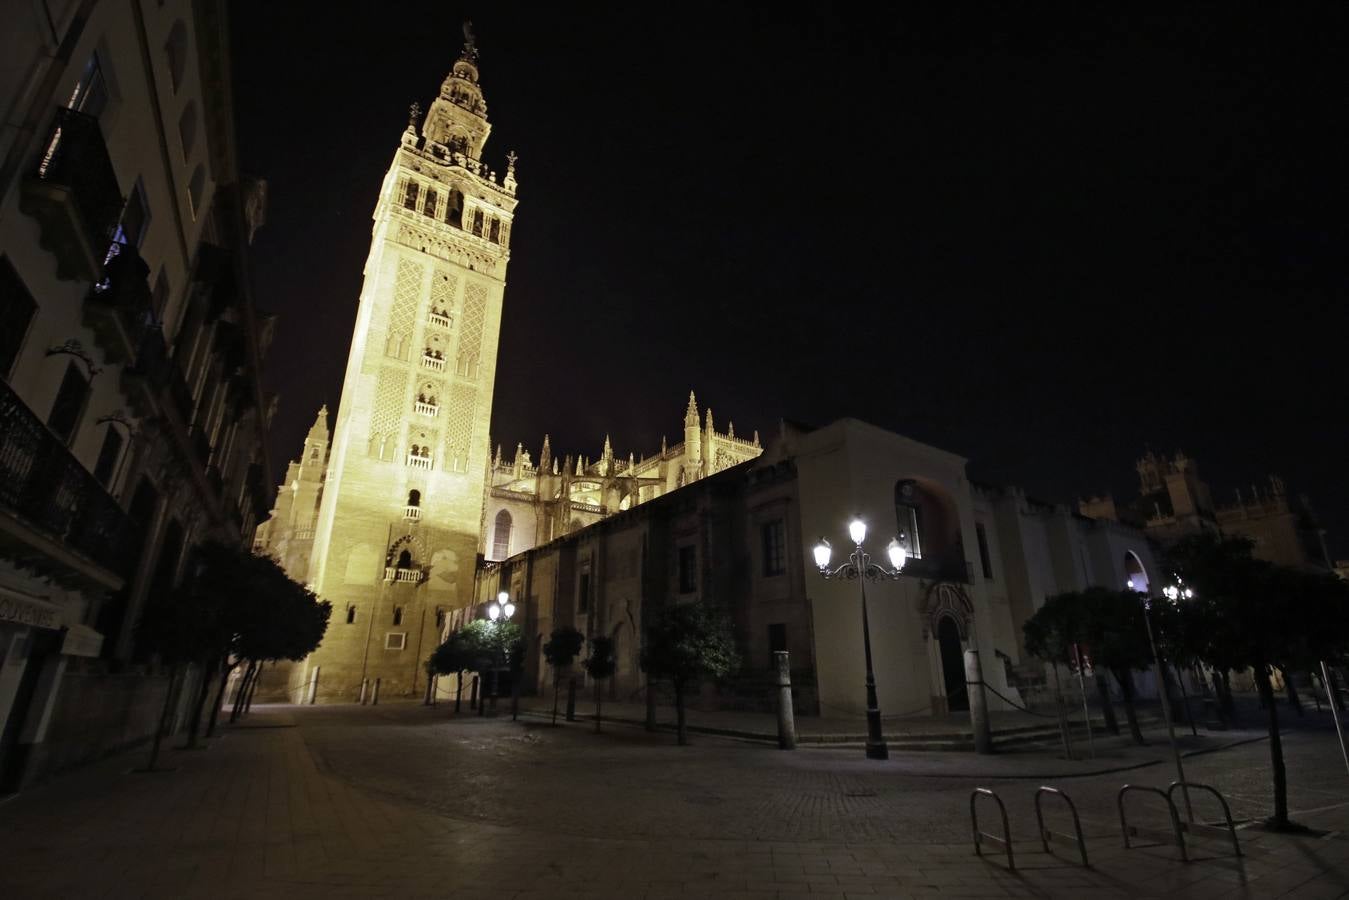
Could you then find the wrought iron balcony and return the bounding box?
[383,566,424,584]
[85,244,153,366]
[0,378,133,580]
[19,107,125,281]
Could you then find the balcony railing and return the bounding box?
[292,528,314,540]
[404,506,422,521]
[383,566,424,584]
[414,401,439,417]
[428,311,452,329]
[0,379,134,578]
[406,453,432,470]
[903,558,973,584]
[19,107,125,281]
[421,353,446,372]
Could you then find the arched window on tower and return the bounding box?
[407,489,421,508]
[492,509,512,559]
[447,190,464,227]
[423,188,438,219]
[472,209,484,236]
[489,218,500,243]
[397,549,412,569]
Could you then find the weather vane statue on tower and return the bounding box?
[462,20,478,60]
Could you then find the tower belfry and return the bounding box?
[297,29,520,701]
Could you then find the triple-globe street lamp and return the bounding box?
[813,518,908,760]
[1140,575,1194,821]
[486,590,515,713]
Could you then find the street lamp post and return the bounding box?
[487,590,516,716]
[814,518,908,761]
[1142,578,1194,821]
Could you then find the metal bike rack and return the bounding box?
[970,787,1015,871]
[1118,784,1188,862]
[1035,786,1089,867]
[1167,782,1243,858]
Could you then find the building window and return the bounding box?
[435,607,446,631]
[489,218,500,242]
[678,545,697,593]
[152,267,170,319]
[895,501,922,560]
[403,181,419,211]
[385,633,406,650]
[187,164,205,218]
[975,523,993,579]
[423,188,438,219]
[761,519,786,577]
[165,20,188,93]
[578,571,591,613]
[768,623,787,667]
[346,605,357,624]
[407,489,421,507]
[0,256,37,379]
[92,426,124,487]
[177,101,197,161]
[68,52,109,118]
[492,509,512,559]
[393,606,403,626]
[472,209,484,236]
[48,362,90,444]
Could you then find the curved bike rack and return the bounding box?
[1167,781,1242,858]
[1118,784,1187,862]
[970,787,1015,871]
[1035,786,1089,867]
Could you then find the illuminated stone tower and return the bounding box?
[301,28,518,701]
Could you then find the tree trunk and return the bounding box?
[511,670,520,721]
[1216,669,1237,723]
[206,660,236,738]
[1094,672,1120,735]
[566,676,577,722]
[184,658,217,749]
[243,663,261,714]
[594,679,603,733]
[1254,666,1291,829]
[144,664,180,771]
[230,661,256,724]
[646,679,657,733]
[1281,668,1304,717]
[551,675,560,725]
[674,681,687,746]
[455,670,464,713]
[1115,668,1146,746]
[423,674,433,706]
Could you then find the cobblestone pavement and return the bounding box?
[1,701,1347,898]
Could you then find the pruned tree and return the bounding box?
[640,603,739,745]
[1080,587,1153,745]
[429,630,475,713]
[582,635,617,733]
[542,626,585,725]
[1169,533,1349,830]
[1023,590,1118,735]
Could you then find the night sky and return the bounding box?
[231,5,1348,557]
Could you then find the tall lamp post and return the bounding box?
[487,590,515,715]
[814,518,908,760]
[1140,578,1194,821]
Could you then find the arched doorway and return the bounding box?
[937,617,968,712]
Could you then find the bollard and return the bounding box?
[965,649,993,754]
[308,666,320,705]
[775,651,796,750]
[359,678,368,705]
[372,677,381,706]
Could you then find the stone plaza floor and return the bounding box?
[1,701,1347,898]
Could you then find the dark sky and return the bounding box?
[231,4,1348,558]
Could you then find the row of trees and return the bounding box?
[138,542,331,768]
[429,601,739,745]
[1024,533,1349,830]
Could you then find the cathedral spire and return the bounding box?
[422,21,491,157]
[307,404,329,440]
[684,391,699,426]
[539,434,552,472]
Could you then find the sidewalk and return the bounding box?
[0,704,1345,899]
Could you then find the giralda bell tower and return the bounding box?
[302,27,518,701]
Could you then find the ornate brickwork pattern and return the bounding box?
[387,258,423,359]
[444,383,477,472]
[370,365,409,459]
[430,269,457,322]
[455,282,488,378]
